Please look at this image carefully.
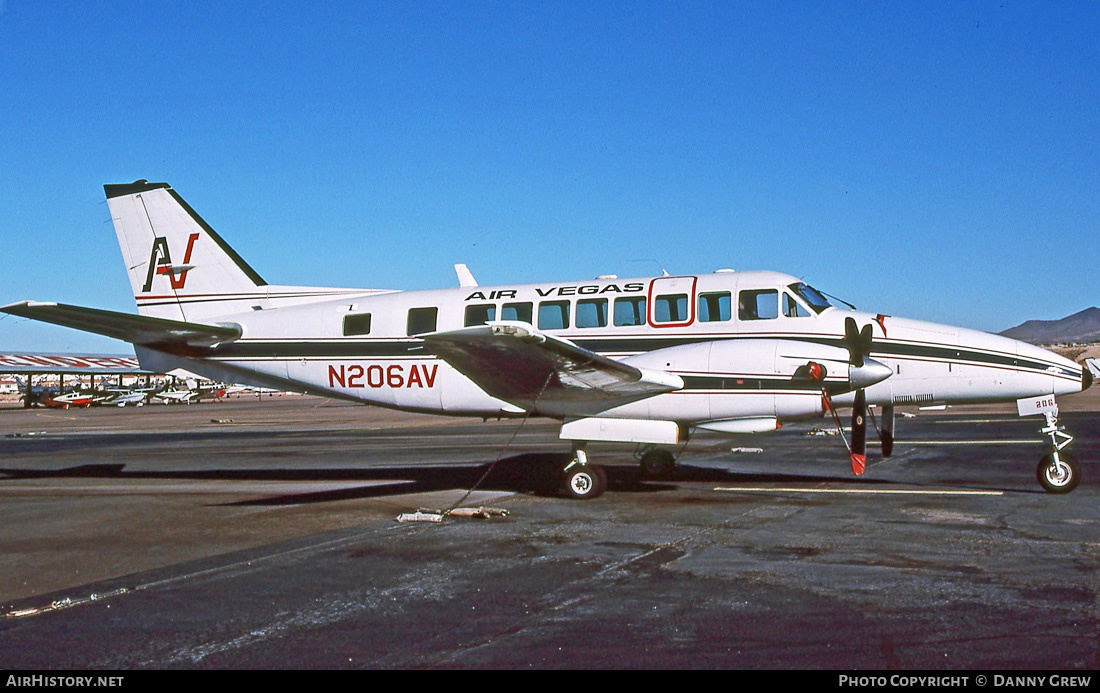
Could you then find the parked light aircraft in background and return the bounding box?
[151,382,227,405]
[103,388,156,407]
[2,181,1092,496]
[3,353,149,409]
[151,388,198,405]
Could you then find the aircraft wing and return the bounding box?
[421,321,683,409]
[1,301,242,349]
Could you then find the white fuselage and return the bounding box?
[132,270,1086,427]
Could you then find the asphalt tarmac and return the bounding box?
[0,393,1097,669]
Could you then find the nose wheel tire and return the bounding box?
[561,464,607,500]
[1037,452,1080,494]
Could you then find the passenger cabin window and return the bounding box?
[614,297,647,326]
[576,299,608,328]
[464,304,496,326]
[654,294,689,324]
[407,307,438,336]
[501,302,532,323]
[738,289,778,321]
[783,293,810,318]
[698,292,731,322]
[342,313,372,336]
[538,301,570,330]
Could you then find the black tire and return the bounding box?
[1037,452,1080,494]
[639,449,675,480]
[561,464,607,500]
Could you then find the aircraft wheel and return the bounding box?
[1037,452,1080,494]
[639,449,675,480]
[561,464,607,500]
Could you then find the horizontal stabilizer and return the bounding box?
[1,301,241,349]
[421,321,683,410]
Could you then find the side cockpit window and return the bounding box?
[783,293,810,318]
[738,289,778,321]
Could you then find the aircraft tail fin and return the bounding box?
[105,181,268,322]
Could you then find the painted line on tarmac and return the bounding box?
[715,487,1004,496]
[896,440,1037,445]
[935,418,1011,424]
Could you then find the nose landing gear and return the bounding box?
[1021,396,1081,494]
[1038,451,1080,494]
[1035,410,1080,494]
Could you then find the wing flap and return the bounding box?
[421,321,682,409]
[1,301,241,348]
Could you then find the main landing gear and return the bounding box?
[560,448,608,500]
[557,445,677,499]
[1034,408,1080,494]
[637,446,676,480]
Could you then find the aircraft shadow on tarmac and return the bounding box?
[0,454,1026,505]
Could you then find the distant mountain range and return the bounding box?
[999,307,1100,344]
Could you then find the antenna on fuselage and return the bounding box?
[630,259,670,277]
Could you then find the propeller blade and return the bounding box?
[880,404,895,458]
[844,317,862,368]
[844,317,859,363]
[851,389,867,475]
[843,317,874,369]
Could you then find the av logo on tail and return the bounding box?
[142,232,199,292]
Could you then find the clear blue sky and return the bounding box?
[1,1,1097,353]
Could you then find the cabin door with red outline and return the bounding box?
[647,276,698,328]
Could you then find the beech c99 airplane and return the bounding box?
[2,181,1092,497]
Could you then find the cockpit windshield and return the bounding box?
[788,282,832,314]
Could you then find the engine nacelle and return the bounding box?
[617,338,886,423]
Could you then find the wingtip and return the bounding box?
[1,300,51,313]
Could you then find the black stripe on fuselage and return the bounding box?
[136,291,363,308]
[574,335,1076,378]
[191,334,1075,379]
